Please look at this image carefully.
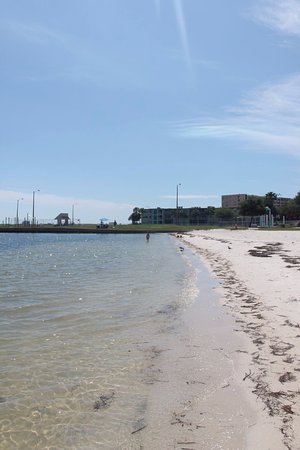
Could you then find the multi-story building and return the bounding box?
[141,207,215,225]
[222,194,248,209]
[141,208,169,225]
[273,197,292,209]
[222,194,291,210]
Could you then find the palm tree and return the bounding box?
[265,192,279,215]
[128,207,141,224]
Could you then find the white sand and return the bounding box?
[181,229,300,449]
[141,255,261,450]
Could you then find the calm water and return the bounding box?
[0,233,199,449]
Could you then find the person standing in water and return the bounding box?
[146,232,150,242]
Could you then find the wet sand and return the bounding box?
[139,245,282,449]
[177,229,300,450]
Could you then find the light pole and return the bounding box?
[176,183,181,225]
[32,190,40,226]
[72,204,76,225]
[176,183,181,209]
[16,198,23,226]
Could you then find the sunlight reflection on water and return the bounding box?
[0,233,196,449]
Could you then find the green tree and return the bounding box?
[294,191,300,207]
[215,208,235,220]
[264,192,278,215]
[206,206,216,216]
[128,207,141,224]
[281,192,300,220]
[239,197,265,227]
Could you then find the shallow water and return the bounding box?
[0,233,198,449]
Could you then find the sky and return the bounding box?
[1,0,300,224]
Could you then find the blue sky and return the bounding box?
[1,0,300,224]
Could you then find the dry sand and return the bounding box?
[179,229,300,450]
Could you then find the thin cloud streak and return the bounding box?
[254,0,300,36]
[0,190,133,222]
[0,190,132,209]
[154,0,161,17]
[0,19,67,46]
[1,18,144,89]
[162,195,219,199]
[173,0,193,73]
[173,73,300,158]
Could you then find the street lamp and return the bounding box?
[176,183,181,225]
[16,198,23,226]
[72,204,77,225]
[176,183,181,209]
[32,190,40,226]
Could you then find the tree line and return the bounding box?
[239,191,300,220]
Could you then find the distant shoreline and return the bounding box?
[0,225,216,234]
[0,226,172,234]
[1,225,298,234]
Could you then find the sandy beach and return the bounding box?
[177,229,300,450]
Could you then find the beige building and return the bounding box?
[222,194,291,210]
[222,194,248,209]
[273,197,292,209]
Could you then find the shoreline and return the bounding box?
[180,229,300,449]
[140,243,267,449]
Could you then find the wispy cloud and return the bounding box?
[173,0,192,73]
[0,19,67,46]
[173,73,300,158]
[154,0,193,73]
[253,0,300,36]
[0,190,133,222]
[0,18,144,88]
[154,0,161,17]
[161,195,219,199]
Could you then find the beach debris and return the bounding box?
[282,256,300,267]
[171,408,194,428]
[93,391,115,410]
[178,446,198,450]
[269,391,288,398]
[255,313,264,320]
[243,369,252,381]
[283,356,294,364]
[283,319,300,328]
[270,342,294,356]
[131,425,146,434]
[248,249,271,257]
[279,372,296,383]
[282,405,294,414]
[287,297,300,303]
[248,242,282,258]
